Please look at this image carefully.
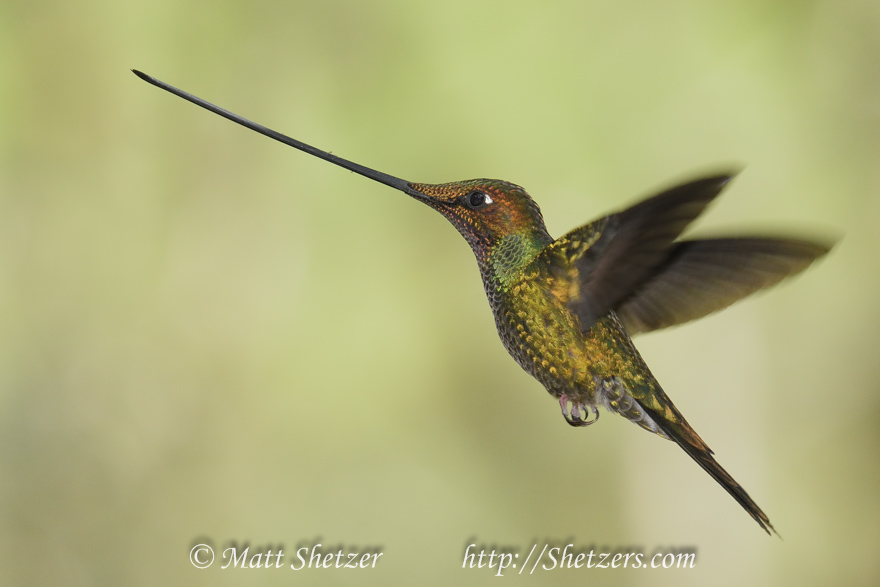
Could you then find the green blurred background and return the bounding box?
[1,1,878,585]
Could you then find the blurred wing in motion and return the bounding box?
[615,237,832,334]
[542,174,737,332]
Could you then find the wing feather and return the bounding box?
[615,237,831,334]
[539,173,736,332]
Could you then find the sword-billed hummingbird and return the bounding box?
[134,69,831,535]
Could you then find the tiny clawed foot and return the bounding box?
[558,394,600,427]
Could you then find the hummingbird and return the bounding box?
[134,69,831,535]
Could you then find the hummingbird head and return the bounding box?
[404,179,554,285]
[408,179,551,256]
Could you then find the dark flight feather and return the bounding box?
[542,174,736,332]
[615,237,831,334]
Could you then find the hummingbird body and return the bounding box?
[410,178,728,437]
[135,70,833,535]
[409,176,824,535]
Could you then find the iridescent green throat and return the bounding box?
[488,230,552,290]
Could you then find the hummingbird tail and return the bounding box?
[592,316,777,534]
[650,409,778,536]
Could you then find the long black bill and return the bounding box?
[132,70,428,200]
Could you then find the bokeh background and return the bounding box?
[1,1,878,585]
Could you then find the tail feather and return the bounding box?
[639,400,777,536]
[595,313,777,535]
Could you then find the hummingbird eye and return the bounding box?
[464,190,493,210]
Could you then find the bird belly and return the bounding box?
[492,284,597,401]
[492,283,670,439]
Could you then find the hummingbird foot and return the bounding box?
[558,394,600,427]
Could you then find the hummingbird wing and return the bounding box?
[614,237,831,334]
[541,174,735,333]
